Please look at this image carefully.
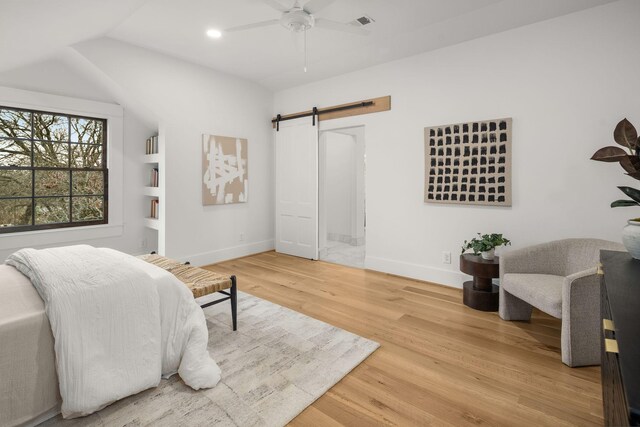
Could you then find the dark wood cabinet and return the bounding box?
[600,250,640,426]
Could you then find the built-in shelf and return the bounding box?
[143,153,160,164]
[142,133,163,253]
[143,186,160,197]
[143,217,160,231]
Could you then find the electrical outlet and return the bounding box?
[239,233,245,242]
[140,238,148,249]
[442,251,451,264]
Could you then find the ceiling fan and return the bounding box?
[224,0,371,72]
[225,0,371,37]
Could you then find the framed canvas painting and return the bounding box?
[202,134,248,205]
[424,118,512,207]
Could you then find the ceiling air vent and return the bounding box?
[355,15,375,26]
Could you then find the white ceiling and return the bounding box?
[1,0,617,92]
[108,0,615,90]
[0,0,148,73]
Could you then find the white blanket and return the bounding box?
[6,245,221,419]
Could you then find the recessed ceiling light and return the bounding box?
[206,29,222,39]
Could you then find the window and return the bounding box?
[0,106,107,233]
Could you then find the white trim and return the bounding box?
[0,86,124,248]
[176,239,275,267]
[0,86,122,118]
[318,117,367,133]
[365,255,465,289]
[0,224,124,251]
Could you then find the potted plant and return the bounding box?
[461,233,511,260]
[591,118,640,259]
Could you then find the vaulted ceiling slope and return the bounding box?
[0,0,148,73]
[1,0,617,91]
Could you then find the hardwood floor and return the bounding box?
[204,251,603,426]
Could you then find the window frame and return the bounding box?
[0,105,109,234]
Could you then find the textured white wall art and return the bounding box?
[202,134,248,205]
[424,118,512,207]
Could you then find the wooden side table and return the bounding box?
[460,254,500,312]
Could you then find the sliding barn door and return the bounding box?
[275,117,318,260]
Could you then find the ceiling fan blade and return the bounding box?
[303,0,336,15]
[225,19,280,33]
[314,18,370,36]
[260,0,289,12]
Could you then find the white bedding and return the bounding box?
[6,245,221,419]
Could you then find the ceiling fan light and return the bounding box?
[281,10,314,32]
[290,22,307,32]
[206,29,222,39]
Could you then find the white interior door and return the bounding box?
[275,117,319,260]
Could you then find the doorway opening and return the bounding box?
[318,126,365,268]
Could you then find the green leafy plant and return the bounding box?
[591,118,640,214]
[461,233,511,255]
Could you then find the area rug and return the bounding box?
[42,291,379,426]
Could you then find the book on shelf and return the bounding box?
[150,168,159,187]
[150,199,159,219]
[145,135,159,155]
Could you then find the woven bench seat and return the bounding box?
[139,254,232,298]
[138,253,237,330]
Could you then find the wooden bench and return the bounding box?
[138,254,237,331]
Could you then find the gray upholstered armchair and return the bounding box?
[499,238,625,367]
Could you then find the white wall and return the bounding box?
[351,127,366,246]
[72,38,275,265]
[324,132,355,241]
[0,58,115,103]
[0,68,153,260]
[275,0,640,287]
[320,128,366,246]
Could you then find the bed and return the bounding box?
[1,249,237,426]
[0,264,59,427]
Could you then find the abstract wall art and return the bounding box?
[424,118,512,207]
[202,134,248,205]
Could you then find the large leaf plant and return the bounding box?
[591,118,640,212]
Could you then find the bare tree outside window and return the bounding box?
[0,106,107,233]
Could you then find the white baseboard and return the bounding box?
[327,233,351,244]
[365,255,465,289]
[176,242,465,288]
[179,239,274,267]
[327,233,365,246]
[352,236,365,246]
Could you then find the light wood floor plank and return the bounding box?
[205,251,603,426]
